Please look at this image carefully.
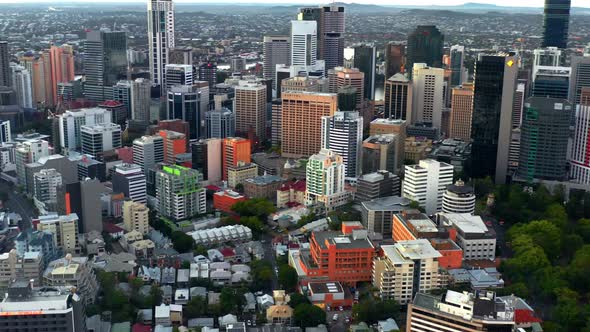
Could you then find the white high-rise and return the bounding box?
[291,20,317,67]
[402,159,454,215]
[80,123,122,158]
[165,64,193,90]
[148,0,175,92]
[10,64,33,108]
[0,120,10,143]
[58,108,112,153]
[133,135,164,174]
[570,104,590,184]
[131,78,151,122]
[411,63,445,129]
[321,111,363,178]
[305,149,349,210]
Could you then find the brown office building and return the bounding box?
[235,82,267,143]
[281,92,338,158]
[384,43,406,78]
[328,67,364,109]
[449,83,474,141]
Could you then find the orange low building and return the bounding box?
[307,281,353,308]
[392,210,447,242]
[430,238,463,269]
[213,190,247,213]
[298,222,375,286]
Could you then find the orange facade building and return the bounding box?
[213,190,247,213]
[222,137,251,180]
[158,130,187,164]
[281,92,338,158]
[49,45,75,106]
[298,222,375,286]
[430,238,463,269]
[449,83,474,141]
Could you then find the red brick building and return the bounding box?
[213,190,247,213]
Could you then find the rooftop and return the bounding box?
[382,239,441,263]
[245,173,282,185]
[313,230,374,250]
[308,281,344,294]
[441,213,489,235]
[361,196,410,212]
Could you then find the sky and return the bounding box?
[0,0,588,7]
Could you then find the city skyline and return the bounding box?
[0,0,589,8]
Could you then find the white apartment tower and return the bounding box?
[402,159,454,215]
[58,108,112,153]
[570,104,590,183]
[321,111,363,178]
[148,0,175,92]
[133,135,164,175]
[131,78,152,122]
[411,63,445,129]
[291,20,317,67]
[80,123,122,158]
[305,149,349,210]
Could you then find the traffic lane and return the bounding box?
[328,309,352,332]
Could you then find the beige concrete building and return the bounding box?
[370,118,406,169]
[0,250,43,289]
[266,305,293,325]
[123,201,150,235]
[234,82,267,141]
[227,162,259,189]
[373,239,442,304]
[328,67,364,109]
[450,83,474,141]
[36,213,79,254]
[43,255,98,305]
[281,92,338,158]
[404,137,433,163]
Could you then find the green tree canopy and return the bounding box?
[171,231,195,253]
[293,304,326,328]
[278,265,298,292]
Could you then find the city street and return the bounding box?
[0,180,35,230]
[262,233,279,290]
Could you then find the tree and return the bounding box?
[278,265,298,292]
[148,284,163,307]
[231,198,277,219]
[239,216,265,233]
[185,296,208,318]
[409,200,425,213]
[568,245,590,292]
[293,304,326,328]
[508,220,562,261]
[250,259,273,291]
[235,183,244,193]
[352,299,400,324]
[171,231,194,253]
[288,292,310,307]
[219,288,245,314]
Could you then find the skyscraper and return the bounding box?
[169,46,193,65]
[0,41,10,88]
[449,45,465,86]
[291,20,317,67]
[222,137,251,181]
[158,129,186,164]
[147,0,175,93]
[449,84,474,141]
[384,73,412,120]
[320,5,345,70]
[517,97,571,181]
[321,111,363,178]
[112,163,147,204]
[402,159,454,215]
[10,64,32,108]
[198,62,217,88]
[406,26,444,79]
[165,64,194,90]
[57,108,113,153]
[542,0,571,49]
[263,36,290,86]
[329,67,364,109]
[281,91,338,158]
[234,82,267,143]
[156,165,206,221]
[569,56,590,106]
[571,104,590,184]
[80,123,122,158]
[305,149,347,209]
[133,135,164,175]
[411,63,445,128]
[470,54,518,184]
[84,30,127,102]
[49,45,75,106]
[351,44,376,100]
[131,78,151,122]
[167,85,207,139]
[112,80,132,117]
[206,108,235,139]
[384,43,405,78]
[298,7,322,59]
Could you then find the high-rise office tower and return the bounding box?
[402,159,454,215]
[517,97,571,181]
[569,56,590,106]
[156,165,206,221]
[112,80,132,116]
[305,148,347,208]
[222,137,251,181]
[15,139,50,188]
[0,41,9,87]
[20,55,46,106]
[361,134,401,175]
[449,83,474,141]
[191,138,222,182]
[542,0,571,49]
[123,201,150,235]
[131,78,152,122]
[321,111,363,178]
[0,120,11,143]
[230,57,246,73]
[10,64,32,108]
[533,47,562,78]
[384,43,405,78]
[49,45,75,106]
[167,85,206,140]
[470,54,518,184]
[33,169,62,212]
[57,108,112,153]
[571,104,590,184]
[532,66,570,99]
[291,20,317,67]
[263,36,290,87]
[133,135,164,174]
[449,45,465,86]
[80,123,122,158]
[406,26,444,79]
[329,67,364,109]
[298,7,322,59]
[158,129,186,164]
[320,5,345,70]
[98,100,127,128]
[234,82,267,142]
[281,91,338,158]
[384,74,412,120]
[84,30,127,102]
[112,163,147,204]
[206,107,235,139]
[169,46,193,65]
[512,83,525,128]
[165,64,194,90]
[147,0,175,93]
[411,63,445,129]
[198,62,216,88]
[351,44,376,100]
[337,85,357,113]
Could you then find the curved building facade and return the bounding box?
[442,180,475,214]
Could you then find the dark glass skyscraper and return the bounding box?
[352,44,376,100]
[470,54,518,184]
[0,41,10,88]
[542,0,571,49]
[517,97,571,181]
[320,6,345,70]
[384,43,405,79]
[84,30,128,102]
[199,62,217,89]
[406,25,444,79]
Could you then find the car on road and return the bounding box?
[333,314,339,321]
[485,221,492,226]
[338,306,343,311]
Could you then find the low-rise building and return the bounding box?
[130,239,156,258]
[189,225,253,245]
[213,190,247,213]
[43,255,99,305]
[0,250,43,289]
[266,305,293,325]
[404,136,432,163]
[35,213,79,254]
[307,281,353,308]
[123,201,150,235]
[243,173,283,202]
[438,213,496,261]
[227,162,258,189]
[392,210,447,242]
[276,180,306,208]
[360,196,411,237]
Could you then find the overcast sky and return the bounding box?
[0,0,588,7]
